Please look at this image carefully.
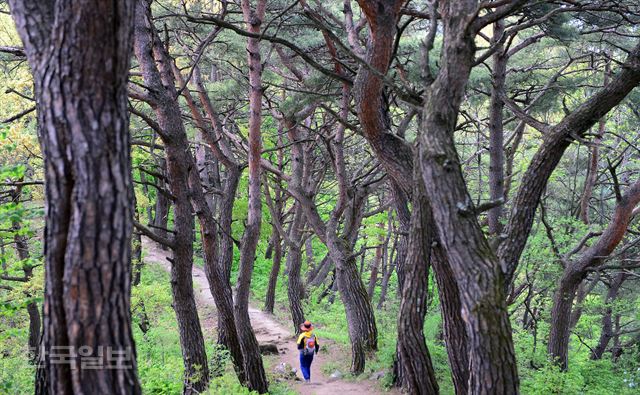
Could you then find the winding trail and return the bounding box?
[142,238,394,395]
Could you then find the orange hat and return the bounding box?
[300,320,313,332]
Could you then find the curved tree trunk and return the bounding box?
[215,166,241,345]
[8,0,142,392]
[549,180,640,370]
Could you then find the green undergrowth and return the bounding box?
[133,263,298,395]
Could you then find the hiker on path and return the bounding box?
[297,320,319,382]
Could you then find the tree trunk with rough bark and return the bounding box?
[488,19,506,235]
[396,163,439,394]
[498,42,640,288]
[235,0,269,391]
[132,2,209,391]
[169,34,248,385]
[287,206,306,334]
[7,0,142,392]
[419,2,519,392]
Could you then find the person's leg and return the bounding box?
[306,354,314,381]
[300,352,310,381]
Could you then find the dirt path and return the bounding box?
[142,238,393,395]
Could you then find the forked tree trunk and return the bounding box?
[419,2,519,392]
[169,32,248,384]
[7,0,142,393]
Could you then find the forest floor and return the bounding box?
[142,238,395,395]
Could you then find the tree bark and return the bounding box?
[192,65,244,350]
[235,0,269,391]
[7,0,142,392]
[287,206,306,334]
[169,29,248,385]
[488,19,506,235]
[419,2,519,393]
[132,2,210,391]
[397,162,439,394]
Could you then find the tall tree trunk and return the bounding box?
[133,3,209,391]
[212,163,241,348]
[190,65,245,352]
[169,36,248,384]
[7,0,142,392]
[235,0,269,391]
[548,269,582,369]
[431,246,469,394]
[330,240,378,374]
[488,19,506,235]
